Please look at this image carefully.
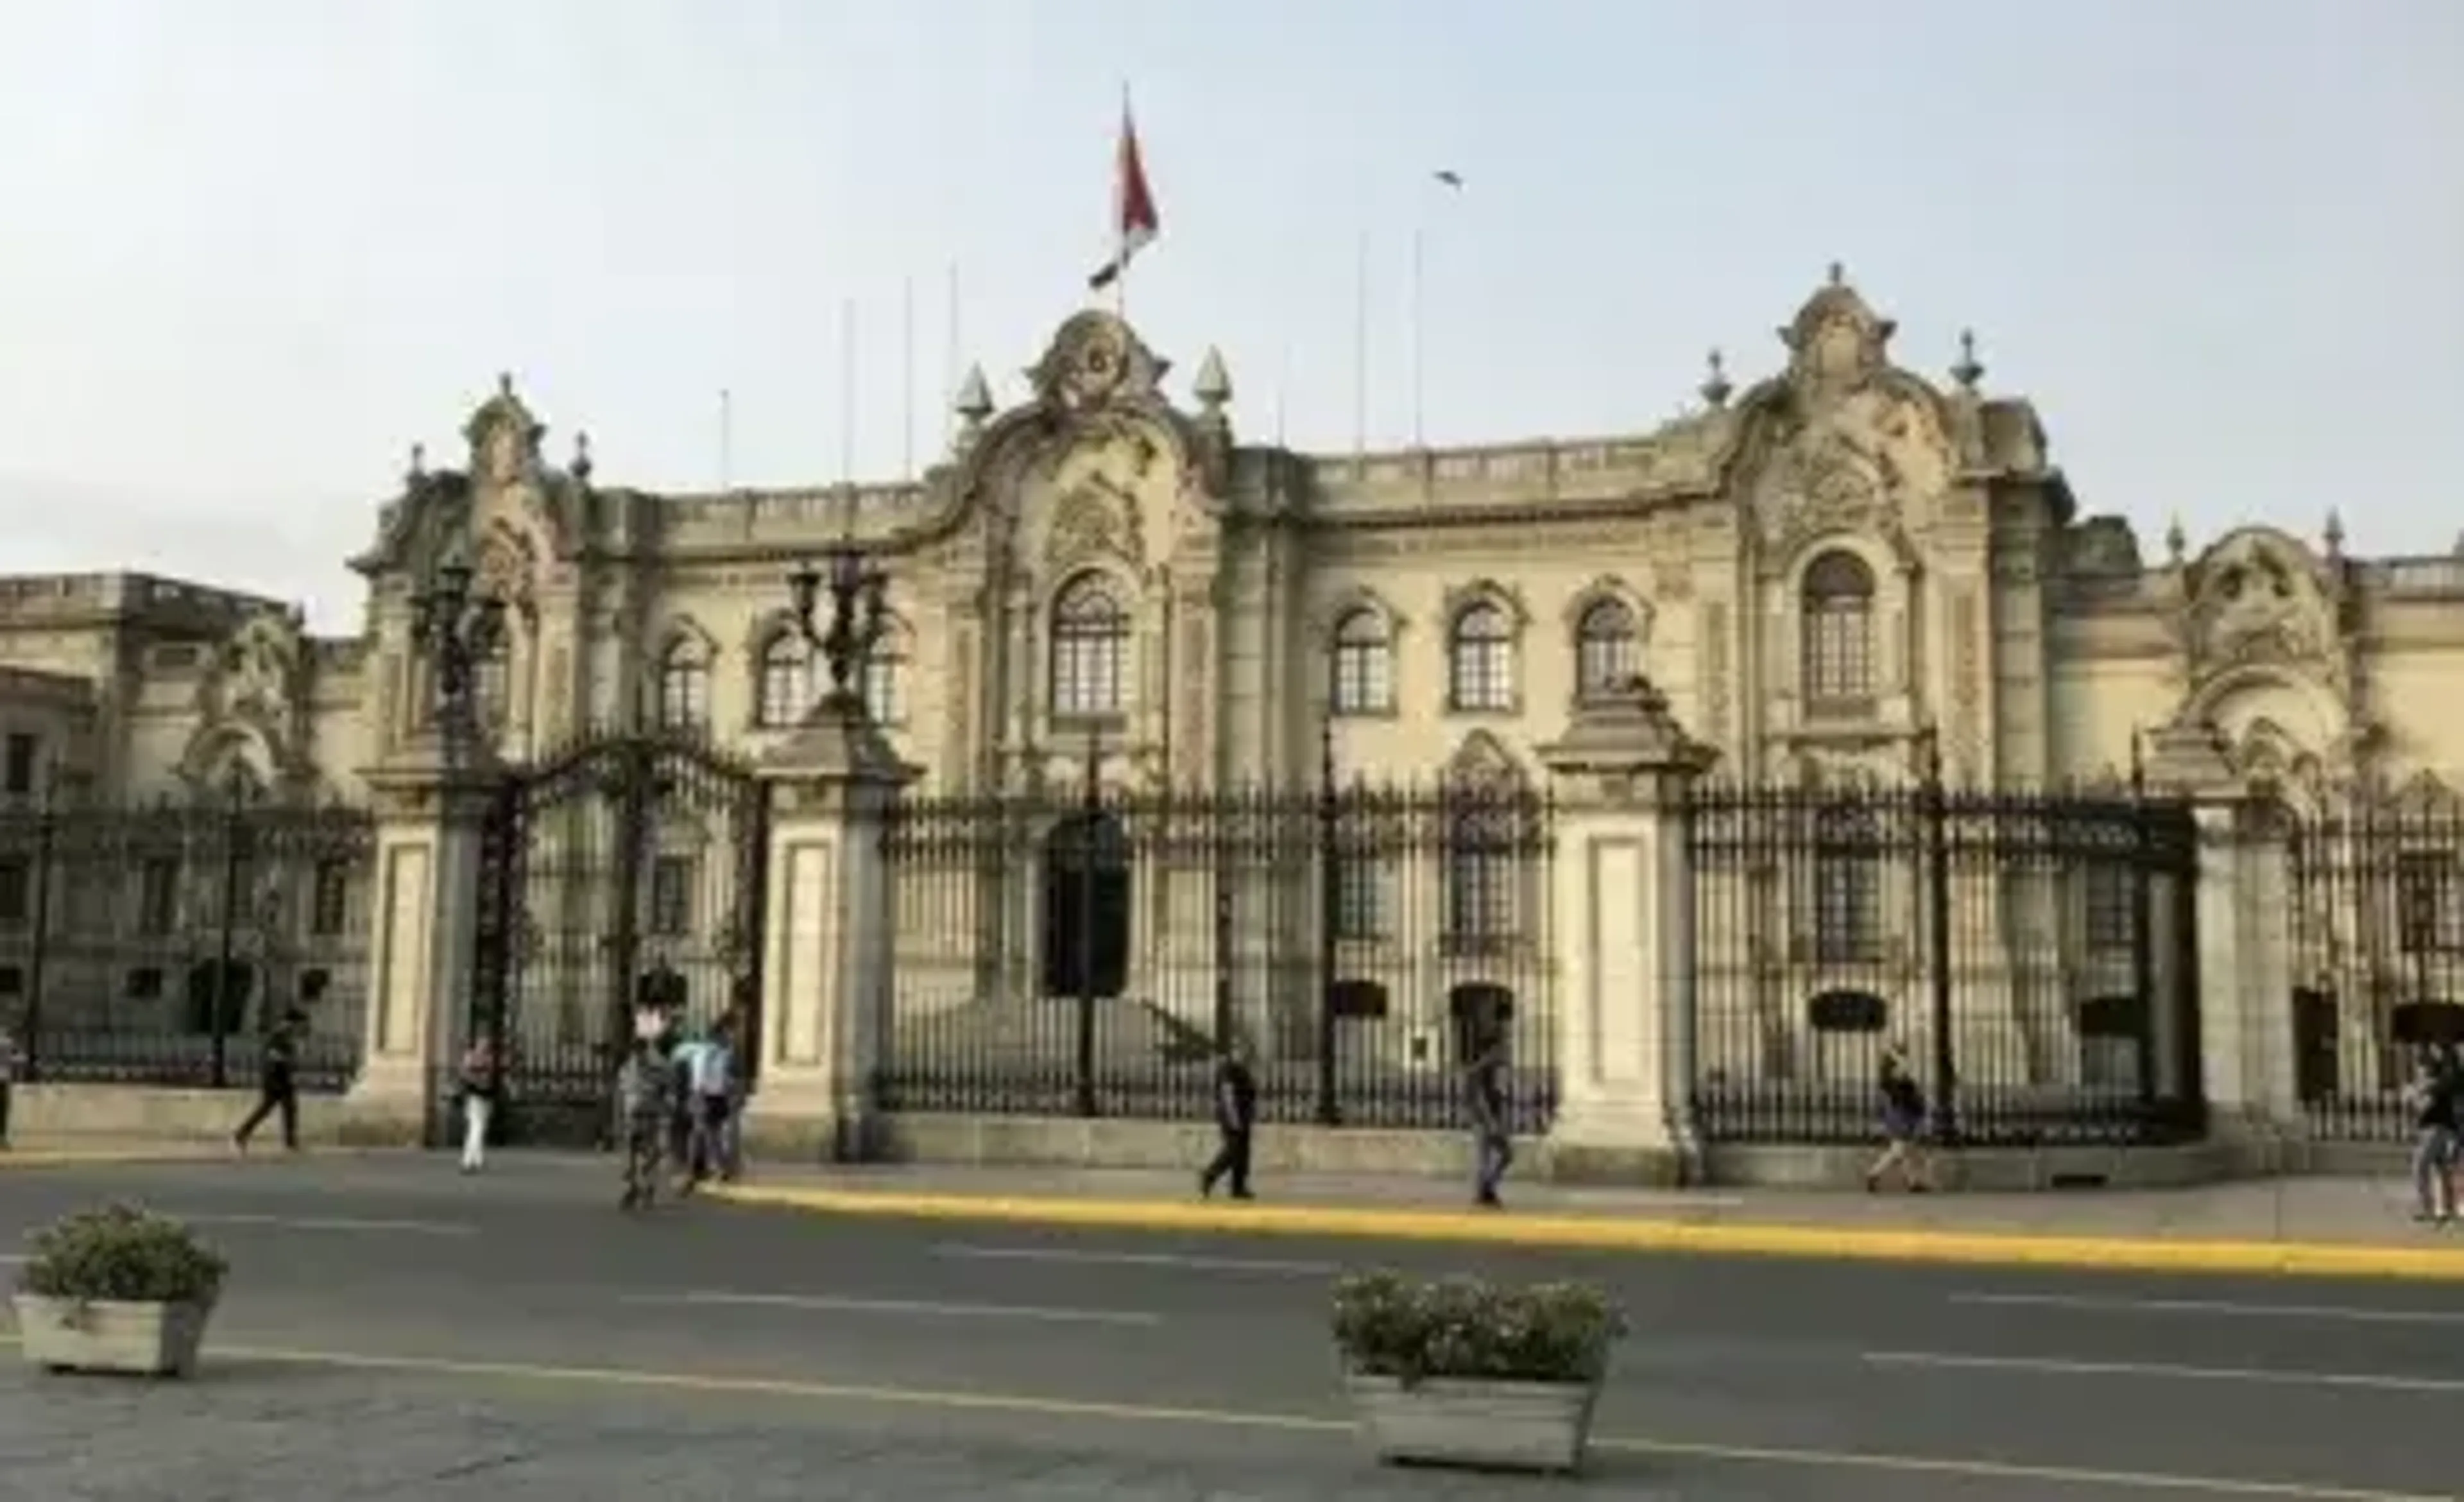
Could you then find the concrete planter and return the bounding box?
[1344,1370,1603,1474]
[12,1295,212,1378]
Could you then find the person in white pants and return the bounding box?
[458,1034,500,1173]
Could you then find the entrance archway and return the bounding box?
[1041,811,1131,999]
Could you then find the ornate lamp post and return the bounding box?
[786,540,889,720]
[409,558,508,750]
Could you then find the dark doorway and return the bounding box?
[1042,812,1131,999]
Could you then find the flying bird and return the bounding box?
[1433,170,1464,189]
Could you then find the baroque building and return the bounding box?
[2,269,2461,1138]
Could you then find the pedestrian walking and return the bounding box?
[456,1032,500,1175]
[233,1009,306,1154]
[1865,1044,1933,1193]
[1466,1033,1513,1209]
[1197,1037,1258,1201]
[682,1017,738,1191]
[615,1037,672,1211]
[2408,1045,2460,1225]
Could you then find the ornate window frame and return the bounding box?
[1319,587,1405,719]
[1047,565,1135,727]
[1561,576,1652,709]
[1441,580,1529,718]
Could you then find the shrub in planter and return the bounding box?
[1331,1270,1627,1474]
[12,1202,227,1377]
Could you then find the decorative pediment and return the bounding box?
[1781,266,1897,404]
[199,609,307,746]
[1312,585,1407,641]
[1562,576,1652,637]
[1444,729,1528,790]
[2389,769,2464,820]
[1440,578,1530,632]
[466,374,547,489]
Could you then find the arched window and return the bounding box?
[862,628,905,727]
[1573,598,1639,701]
[1448,600,1515,712]
[471,637,511,730]
[1050,573,1128,718]
[655,638,710,732]
[757,634,810,729]
[1801,549,1878,712]
[1330,607,1394,716]
[1812,805,1882,964]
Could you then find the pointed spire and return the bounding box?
[497,372,515,400]
[572,430,594,483]
[406,442,426,487]
[1193,346,1233,410]
[1698,348,1733,410]
[2166,515,2187,567]
[954,363,993,425]
[2323,508,2345,559]
[1826,260,1847,288]
[1951,329,1984,393]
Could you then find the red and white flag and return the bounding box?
[1088,100,1159,291]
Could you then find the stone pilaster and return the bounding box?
[740,698,918,1163]
[341,735,497,1145]
[1537,678,1718,1186]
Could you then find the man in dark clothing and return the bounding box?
[1866,1045,1933,1193]
[2409,1046,2460,1224]
[1467,1034,1513,1208]
[1198,1039,1258,1200]
[233,1010,307,1153]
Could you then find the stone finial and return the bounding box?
[572,430,594,483]
[954,363,993,426]
[406,442,427,485]
[497,372,516,400]
[2165,515,2187,567]
[1951,329,1984,393]
[2322,508,2344,558]
[1698,348,1732,410]
[1826,261,1847,288]
[1193,346,1233,410]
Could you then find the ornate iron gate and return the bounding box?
[466,732,769,1147]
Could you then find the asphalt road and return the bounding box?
[2,1155,2460,1501]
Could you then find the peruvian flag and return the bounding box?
[1088,99,1159,291]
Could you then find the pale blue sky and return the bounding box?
[0,1,2455,631]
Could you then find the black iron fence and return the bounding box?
[0,785,374,1091]
[1686,776,2203,1147]
[2286,796,2464,1142]
[876,779,1558,1133]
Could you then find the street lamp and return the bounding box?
[786,540,889,719]
[409,558,508,745]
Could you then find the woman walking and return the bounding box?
[458,1032,500,1175]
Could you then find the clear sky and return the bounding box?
[0,0,2455,632]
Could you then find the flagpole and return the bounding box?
[1351,230,1369,459]
[1409,225,1425,449]
[719,388,733,490]
[900,275,916,481]
[1275,340,1290,447]
[839,297,856,488]
[944,261,961,442]
[1113,83,1132,322]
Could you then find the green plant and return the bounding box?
[1332,1270,1626,1386]
[13,1203,227,1306]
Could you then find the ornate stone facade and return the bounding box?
[4,271,2463,816]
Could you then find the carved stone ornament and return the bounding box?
[1780,273,1897,406]
[1043,477,1143,570]
[2178,528,2343,686]
[466,375,545,489]
[1029,311,1170,415]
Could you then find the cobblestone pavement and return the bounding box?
[0,1364,1695,1502]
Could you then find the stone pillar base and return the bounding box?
[339,1059,434,1146]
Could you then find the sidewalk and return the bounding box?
[706,1161,2464,1281]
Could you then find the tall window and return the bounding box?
[471,639,511,729]
[2397,850,2460,954]
[1811,806,1881,964]
[1443,788,1526,951]
[1573,599,1639,701]
[757,635,810,729]
[656,639,710,732]
[1330,608,1394,715]
[1050,573,1128,718]
[1448,600,1514,712]
[1801,549,1878,712]
[862,630,906,726]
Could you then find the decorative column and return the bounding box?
[1537,678,1718,1186]
[739,540,918,1162]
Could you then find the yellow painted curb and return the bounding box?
[705,1183,2464,1282]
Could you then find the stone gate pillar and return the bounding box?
[741,697,917,1164]
[2145,720,2292,1159]
[1537,679,1717,1186]
[341,741,495,1145]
